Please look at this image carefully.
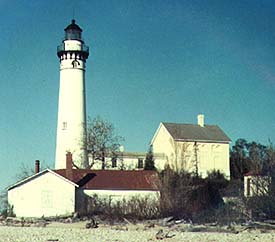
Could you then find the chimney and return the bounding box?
[197,114,204,127]
[66,152,73,181]
[35,160,40,173]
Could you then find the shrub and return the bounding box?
[0,190,8,217]
[245,194,275,220]
[1,203,15,218]
[86,194,160,221]
[159,168,225,220]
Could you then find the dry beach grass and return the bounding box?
[1,221,275,242]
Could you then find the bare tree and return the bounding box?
[87,116,124,169]
[169,138,193,173]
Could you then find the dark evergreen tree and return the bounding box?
[144,145,156,170]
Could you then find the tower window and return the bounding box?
[72,60,80,68]
[62,122,67,130]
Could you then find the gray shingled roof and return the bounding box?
[162,123,231,143]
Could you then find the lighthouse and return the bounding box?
[55,20,89,169]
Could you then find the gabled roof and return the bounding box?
[8,169,160,191]
[54,169,160,191]
[162,122,231,143]
[8,169,78,191]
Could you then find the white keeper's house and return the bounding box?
[151,114,231,178]
[8,154,160,218]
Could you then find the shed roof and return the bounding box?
[7,169,78,190]
[162,122,231,143]
[54,169,160,191]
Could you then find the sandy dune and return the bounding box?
[0,222,275,242]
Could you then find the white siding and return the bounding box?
[8,172,76,218]
[244,175,270,197]
[55,38,88,169]
[89,157,146,170]
[197,143,230,178]
[151,124,174,170]
[83,189,160,203]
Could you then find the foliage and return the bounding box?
[86,194,160,221]
[230,139,269,179]
[87,116,124,169]
[246,195,274,220]
[15,163,35,181]
[220,179,243,197]
[1,203,15,218]
[14,161,51,182]
[169,139,192,173]
[0,190,8,216]
[159,168,224,219]
[0,190,15,218]
[239,142,275,220]
[206,169,229,191]
[144,145,156,170]
[194,198,247,224]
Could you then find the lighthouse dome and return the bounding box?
[64,19,82,41]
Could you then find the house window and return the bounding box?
[138,158,143,169]
[41,190,53,209]
[112,157,117,168]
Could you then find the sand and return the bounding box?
[0,222,275,242]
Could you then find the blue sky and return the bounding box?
[2,0,275,190]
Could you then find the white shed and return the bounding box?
[8,169,77,218]
[8,156,160,218]
[244,172,270,197]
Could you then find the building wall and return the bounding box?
[55,38,88,169]
[197,142,230,178]
[244,175,270,197]
[151,124,174,170]
[83,189,160,201]
[8,172,76,218]
[90,156,146,170]
[88,152,165,171]
[152,124,230,178]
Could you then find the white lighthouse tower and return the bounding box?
[55,20,89,169]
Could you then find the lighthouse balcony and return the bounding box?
[57,43,89,53]
[57,44,89,59]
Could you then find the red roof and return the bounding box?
[244,171,264,176]
[54,169,160,191]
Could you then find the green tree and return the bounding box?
[230,139,250,179]
[159,168,224,220]
[230,139,268,179]
[87,116,124,170]
[144,145,156,170]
